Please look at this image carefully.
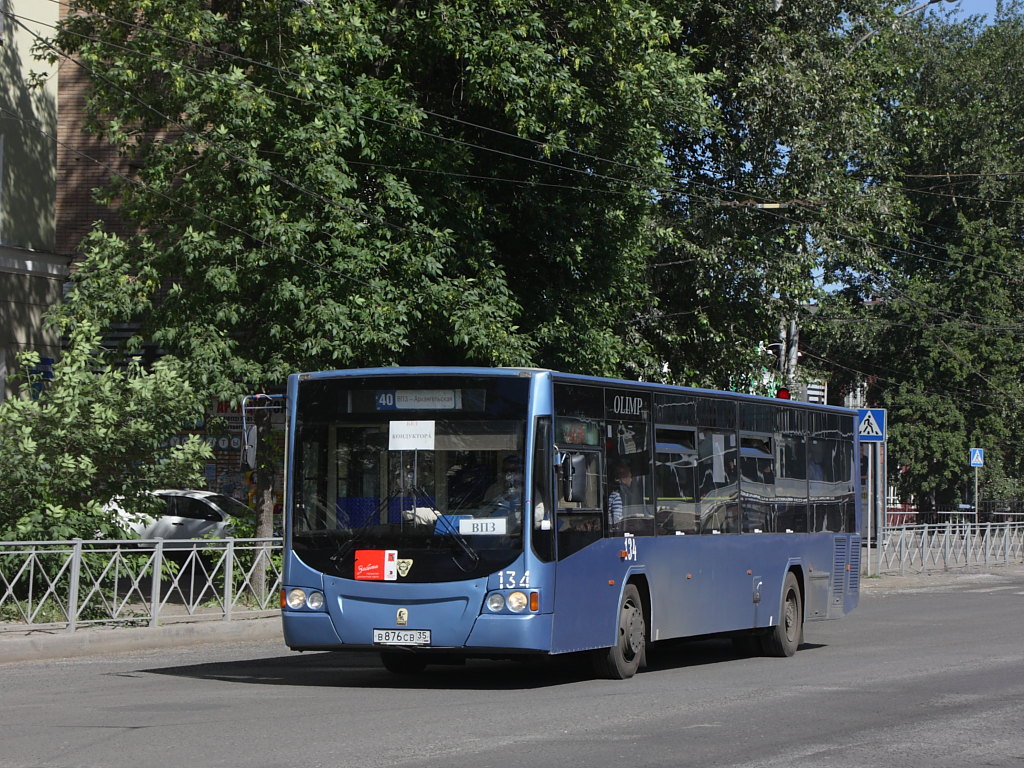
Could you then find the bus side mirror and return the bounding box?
[561,453,588,503]
[242,424,257,470]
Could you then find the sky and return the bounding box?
[941,0,1001,19]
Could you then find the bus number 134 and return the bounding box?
[498,570,530,589]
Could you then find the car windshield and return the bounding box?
[291,375,530,582]
[206,494,254,519]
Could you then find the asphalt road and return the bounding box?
[2,569,1023,768]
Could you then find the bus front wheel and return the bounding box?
[593,584,646,679]
[761,571,802,657]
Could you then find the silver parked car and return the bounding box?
[119,490,255,545]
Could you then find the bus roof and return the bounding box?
[291,366,856,416]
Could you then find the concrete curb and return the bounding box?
[0,615,282,665]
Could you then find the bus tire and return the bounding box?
[592,584,646,679]
[761,571,802,657]
[380,652,427,675]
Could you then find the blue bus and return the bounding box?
[280,367,861,678]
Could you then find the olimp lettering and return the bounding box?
[613,396,643,416]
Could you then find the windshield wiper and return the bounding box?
[407,485,480,572]
[328,487,410,564]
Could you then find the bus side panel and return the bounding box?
[635,534,859,646]
[643,537,716,641]
[550,540,632,654]
[645,536,776,639]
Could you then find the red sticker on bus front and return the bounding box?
[355,550,398,580]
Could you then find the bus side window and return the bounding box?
[740,433,774,533]
[532,418,555,563]
[555,450,602,559]
[654,427,698,535]
[697,430,738,534]
[776,434,808,532]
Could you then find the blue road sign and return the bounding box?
[970,448,984,467]
[857,408,886,442]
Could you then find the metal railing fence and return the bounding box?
[874,522,1024,575]
[0,538,282,633]
[4,526,1022,632]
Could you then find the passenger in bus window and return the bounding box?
[608,459,640,525]
[484,455,524,518]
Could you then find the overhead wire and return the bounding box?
[17,0,1021,249]
[5,9,458,246]
[36,0,723,188]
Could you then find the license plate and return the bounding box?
[372,629,431,646]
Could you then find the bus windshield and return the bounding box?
[291,375,530,582]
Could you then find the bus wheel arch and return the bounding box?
[762,568,803,657]
[592,578,649,680]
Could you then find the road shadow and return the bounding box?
[145,651,596,690]
[143,637,828,690]
[645,637,826,672]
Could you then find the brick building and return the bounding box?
[1,0,67,399]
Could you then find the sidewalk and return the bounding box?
[0,615,282,665]
[861,562,1024,593]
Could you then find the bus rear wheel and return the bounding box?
[761,571,802,657]
[593,584,646,679]
[380,652,427,675]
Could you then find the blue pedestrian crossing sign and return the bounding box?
[857,408,886,442]
[970,448,984,467]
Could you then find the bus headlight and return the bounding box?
[286,588,307,609]
[507,591,528,612]
[486,593,506,612]
[306,591,325,610]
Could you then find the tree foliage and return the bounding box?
[42,0,913,387]
[46,0,720,394]
[22,0,1024,525]
[0,316,212,540]
[811,4,1024,507]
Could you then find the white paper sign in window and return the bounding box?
[389,420,436,451]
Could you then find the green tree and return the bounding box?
[811,5,1024,508]
[40,0,715,531]
[46,0,713,385]
[650,1,914,390]
[0,316,212,540]
[23,0,933,532]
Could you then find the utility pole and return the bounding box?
[777,315,799,388]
